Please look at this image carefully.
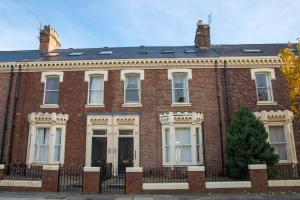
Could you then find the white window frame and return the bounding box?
[121,70,144,107]
[168,69,192,106]
[250,68,276,105]
[160,112,204,166]
[84,71,108,107]
[27,112,68,165]
[40,72,64,108]
[255,110,297,164]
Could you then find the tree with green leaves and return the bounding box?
[225,107,278,177]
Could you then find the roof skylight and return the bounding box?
[138,50,148,54]
[68,52,84,56]
[241,49,263,53]
[184,49,197,53]
[98,50,113,55]
[161,50,175,54]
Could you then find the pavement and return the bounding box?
[0,192,300,200]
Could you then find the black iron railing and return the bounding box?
[100,165,125,194]
[3,163,42,180]
[268,164,300,180]
[205,165,249,182]
[58,165,83,192]
[143,167,187,183]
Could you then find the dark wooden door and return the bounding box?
[91,137,107,167]
[118,137,133,172]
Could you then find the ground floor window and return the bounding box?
[27,112,68,164]
[160,112,204,166]
[268,126,288,161]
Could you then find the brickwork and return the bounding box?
[42,166,59,192]
[187,167,205,193]
[248,165,268,193]
[126,170,142,194]
[83,168,100,194]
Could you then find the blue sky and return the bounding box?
[0,0,299,50]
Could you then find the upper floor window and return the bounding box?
[255,73,273,102]
[44,76,60,104]
[88,75,104,105]
[121,70,144,107]
[84,71,108,107]
[41,72,63,108]
[172,73,189,103]
[250,68,275,104]
[125,74,140,103]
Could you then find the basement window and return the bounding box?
[241,49,263,53]
[98,50,113,55]
[68,52,84,56]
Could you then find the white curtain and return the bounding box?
[54,128,62,162]
[35,128,50,162]
[89,76,104,104]
[175,128,191,163]
[269,126,288,160]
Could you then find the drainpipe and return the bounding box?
[223,60,231,126]
[214,60,225,171]
[0,65,14,163]
[8,64,21,164]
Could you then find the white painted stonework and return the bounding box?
[84,167,101,172]
[188,166,205,171]
[0,180,41,188]
[248,164,267,170]
[143,182,189,190]
[0,164,5,169]
[268,180,300,187]
[205,181,251,189]
[42,165,59,171]
[126,167,143,172]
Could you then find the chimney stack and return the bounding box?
[39,25,61,52]
[194,20,211,48]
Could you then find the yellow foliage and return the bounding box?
[278,40,300,116]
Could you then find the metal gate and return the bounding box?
[58,165,83,192]
[100,164,126,193]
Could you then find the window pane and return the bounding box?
[173,73,187,89]
[119,130,133,135]
[174,89,188,103]
[176,146,192,163]
[257,88,272,101]
[196,128,200,163]
[125,89,139,102]
[45,91,59,104]
[35,128,50,162]
[54,146,61,162]
[255,74,268,88]
[175,128,191,145]
[165,129,170,145]
[269,126,286,143]
[272,144,288,160]
[126,75,139,89]
[165,147,170,163]
[89,90,104,104]
[46,76,59,90]
[55,128,62,145]
[90,76,104,90]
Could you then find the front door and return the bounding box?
[91,130,107,167]
[118,137,134,173]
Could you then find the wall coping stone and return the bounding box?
[0,164,5,169]
[42,165,59,171]
[126,167,143,173]
[248,164,267,170]
[188,166,205,172]
[84,167,100,172]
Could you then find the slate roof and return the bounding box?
[0,43,292,63]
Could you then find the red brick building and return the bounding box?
[0,21,299,173]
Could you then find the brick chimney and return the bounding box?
[39,25,61,52]
[194,20,211,48]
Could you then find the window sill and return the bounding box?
[257,101,277,106]
[40,104,59,108]
[171,103,192,107]
[85,104,104,108]
[122,103,142,108]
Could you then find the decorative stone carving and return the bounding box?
[159,112,204,125]
[28,112,69,125]
[89,118,109,125]
[255,110,294,123]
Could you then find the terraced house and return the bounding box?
[0,21,299,194]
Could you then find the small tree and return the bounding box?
[225,107,278,177]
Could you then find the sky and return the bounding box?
[0,0,299,51]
